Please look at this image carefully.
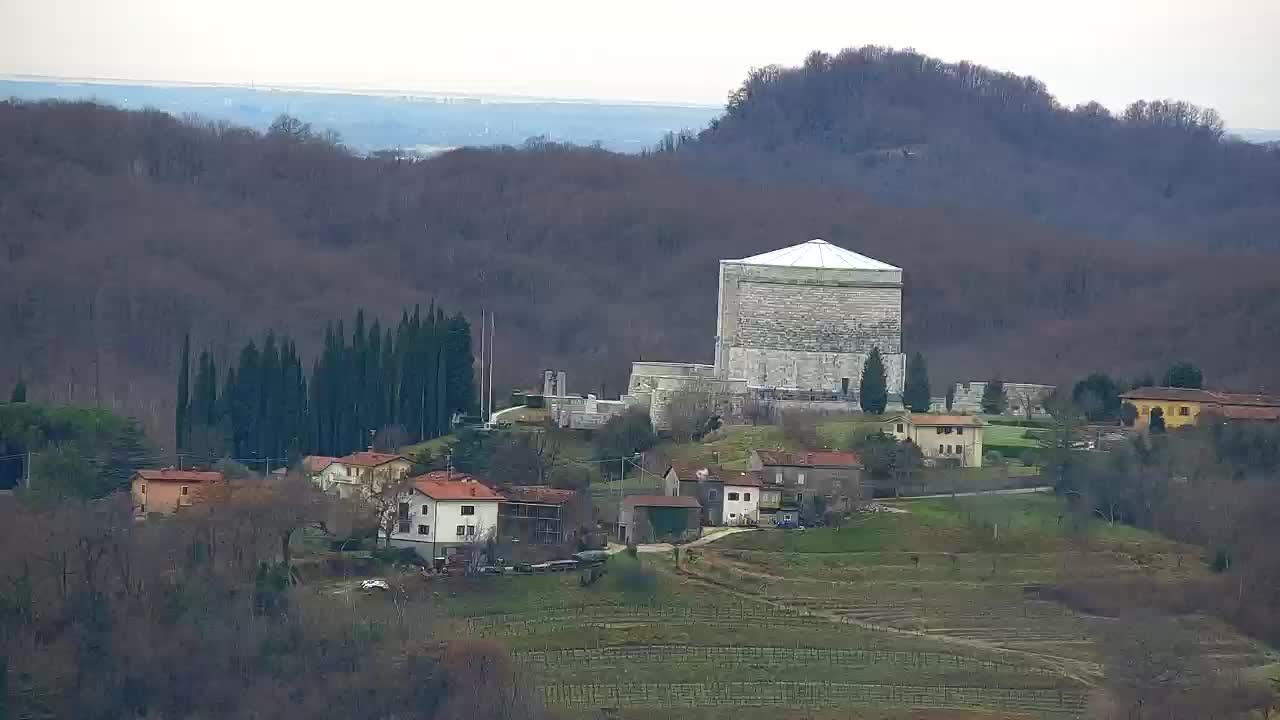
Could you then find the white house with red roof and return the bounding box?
[306,451,412,500]
[389,471,502,559]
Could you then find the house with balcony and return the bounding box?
[306,451,412,499]
[389,471,502,559]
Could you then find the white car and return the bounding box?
[360,579,390,591]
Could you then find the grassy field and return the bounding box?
[317,491,1274,718]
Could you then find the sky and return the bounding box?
[2,0,1278,127]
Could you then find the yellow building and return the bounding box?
[1120,387,1280,431]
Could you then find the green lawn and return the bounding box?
[663,425,797,468]
[983,424,1046,449]
[400,433,459,459]
[718,494,1177,554]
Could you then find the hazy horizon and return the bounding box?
[2,0,1279,128]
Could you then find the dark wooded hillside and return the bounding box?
[682,46,1280,249]
[2,99,1279,443]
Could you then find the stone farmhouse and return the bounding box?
[131,469,224,516]
[663,463,761,527]
[749,449,861,524]
[628,239,906,429]
[885,414,986,468]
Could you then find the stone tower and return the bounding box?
[714,239,905,395]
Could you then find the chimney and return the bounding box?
[712,451,720,463]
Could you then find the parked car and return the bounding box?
[546,560,579,572]
[529,562,552,573]
[476,565,505,575]
[360,579,390,591]
[512,562,534,574]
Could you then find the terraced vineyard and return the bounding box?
[436,494,1276,719]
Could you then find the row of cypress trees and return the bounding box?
[858,348,932,415]
[175,305,475,462]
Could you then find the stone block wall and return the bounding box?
[715,261,903,394]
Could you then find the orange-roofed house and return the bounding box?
[883,414,986,468]
[1119,387,1280,431]
[388,471,502,559]
[311,451,412,500]
[131,469,224,516]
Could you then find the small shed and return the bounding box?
[619,495,701,544]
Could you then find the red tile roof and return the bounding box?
[339,451,408,467]
[623,494,701,509]
[499,485,577,505]
[753,450,860,467]
[669,463,727,483]
[302,455,339,473]
[1121,386,1280,408]
[411,473,502,501]
[893,414,986,427]
[1218,405,1280,421]
[723,470,763,487]
[133,469,224,483]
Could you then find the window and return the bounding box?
[181,486,189,496]
[461,505,475,515]
[421,504,430,515]
[744,493,751,501]
[418,524,430,536]
[346,466,354,477]
[456,525,465,537]
[936,427,944,435]
[797,473,806,485]
[398,521,411,534]
[944,427,953,435]
[727,492,740,501]
[774,472,783,485]
[708,489,719,501]
[466,525,476,537]
[397,502,410,520]
[140,484,146,494]
[1180,406,1190,416]
[956,427,963,435]
[896,423,904,433]
[939,444,944,454]
[729,513,737,519]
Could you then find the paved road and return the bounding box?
[893,486,1052,500]
[607,526,752,555]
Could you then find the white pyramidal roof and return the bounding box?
[730,239,899,271]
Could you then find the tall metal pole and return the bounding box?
[488,312,495,425]
[479,309,486,424]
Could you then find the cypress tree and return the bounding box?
[903,352,931,413]
[859,347,888,415]
[10,380,27,403]
[176,333,191,452]
[445,312,477,414]
[190,350,218,430]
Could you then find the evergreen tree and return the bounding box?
[1162,361,1203,389]
[903,352,931,413]
[981,380,1007,414]
[176,333,191,452]
[445,312,477,414]
[859,347,888,415]
[190,350,218,428]
[9,381,26,403]
[1149,406,1166,433]
[945,383,955,411]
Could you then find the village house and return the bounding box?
[131,469,224,516]
[662,463,760,526]
[749,449,861,522]
[618,495,701,544]
[305,451,412,499]
[1120,387,1280,431]
[497,485,579,545]
[884,414,986,468]
[389,471,501,559]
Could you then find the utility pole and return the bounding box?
[25,450,32,490]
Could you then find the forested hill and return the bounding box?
[681,46,1280,250]
[2,99,1280,443]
